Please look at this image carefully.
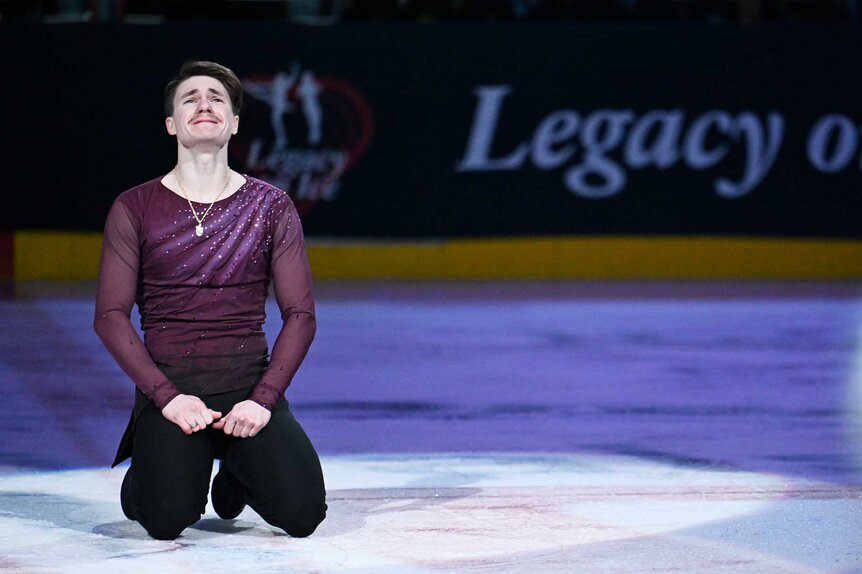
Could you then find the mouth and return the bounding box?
[192,117,219,125]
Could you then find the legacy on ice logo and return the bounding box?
[231,64,374,213]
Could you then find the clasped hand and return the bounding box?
[162,394,272,438]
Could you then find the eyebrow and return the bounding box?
[178,87,227,100]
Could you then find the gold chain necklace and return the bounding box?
[174,166,231,236]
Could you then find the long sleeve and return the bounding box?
[93,198,181,409]
[249,202,316,410]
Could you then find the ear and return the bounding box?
[165,116,177,135]
[231,115,240,135]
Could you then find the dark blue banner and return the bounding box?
[1,22,860,238]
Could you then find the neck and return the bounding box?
[175,149,232,202]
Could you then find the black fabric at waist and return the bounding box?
[155,352,268,396]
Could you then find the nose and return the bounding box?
[197,98,212,112]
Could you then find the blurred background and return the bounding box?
[1,7,861,570]
[1,0,861,282]
[1,0,860,469]
[0,0,860,24]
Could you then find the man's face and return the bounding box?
[165,75,239,149]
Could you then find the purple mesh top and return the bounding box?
[93,175,316,411]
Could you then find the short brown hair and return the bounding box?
[164,61,243,116]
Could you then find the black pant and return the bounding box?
[122,387,326,540]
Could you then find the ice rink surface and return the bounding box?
[1,280,861,573]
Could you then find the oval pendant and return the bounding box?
[195,225,204,236]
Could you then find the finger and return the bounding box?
[177,419,193,435]
[253,414,271,436]
[221,419,238,435]
[209,410,223,420]
[202,412,214,426]
[247,418,268,438]
[212,419,226,429]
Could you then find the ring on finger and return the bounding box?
[190,421,198,428]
